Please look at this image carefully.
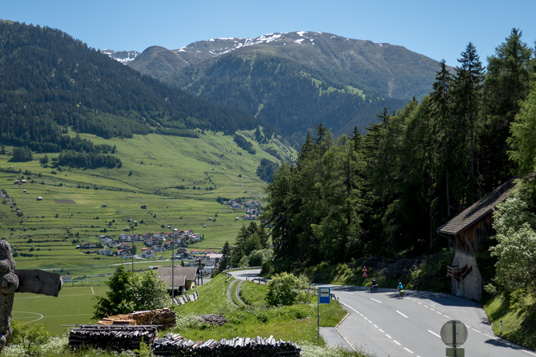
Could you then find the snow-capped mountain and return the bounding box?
[119,31,441,137]
[100,49,140,64]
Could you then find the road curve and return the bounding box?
[329,285,536,357]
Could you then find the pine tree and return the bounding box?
[483,28,534,190]
[451,42,484,207]
[429,60,454,217]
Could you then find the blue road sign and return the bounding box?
[319,287,330,304]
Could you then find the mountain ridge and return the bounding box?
[126,31,440,137]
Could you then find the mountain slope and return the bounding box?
[0,21,258,152]
[129,31,441,136]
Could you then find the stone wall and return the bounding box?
[450,251,482,301]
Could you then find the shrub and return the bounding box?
[266,272,310,307]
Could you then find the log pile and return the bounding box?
[98,308,176,330]
[68,325,159,352]
[152,333,301,356]
[197,314,227,326]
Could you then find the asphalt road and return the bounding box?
[330,285,536,357]
[227,270,536,356]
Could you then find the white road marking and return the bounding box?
[370,298,382,304]
[404,347,414,353]
[428,330,441,338]
[393,340,401,346]
[396,310,408,318]
[385,334,392,339]
[523,350,536,356]
[471,328,480,333]
[13,311,44,323]
[379,329,384,333]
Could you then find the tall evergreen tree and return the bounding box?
[429,60,454,218]
[483,28,534,189]
[451,42,484,208]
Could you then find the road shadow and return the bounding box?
[484,337,536,355]
[408,290,482,308]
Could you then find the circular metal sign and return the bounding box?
[440,320,468,347]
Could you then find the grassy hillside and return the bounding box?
[0,130,293,274]
[484,292,536,350]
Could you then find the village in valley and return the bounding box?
[74,198,262,275]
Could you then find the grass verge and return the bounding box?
[173,274,367,356]
[484,291,536,350]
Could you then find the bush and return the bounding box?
[266,272,310,307]
[10,320,51,355]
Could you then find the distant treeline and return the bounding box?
[233,134,255,154]
[57,150,122,169]
[0,21,257,168]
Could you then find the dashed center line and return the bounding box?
[340,300,417,356]
[396,310,408,318]
[428,330,441,338]
[370,298,382,304]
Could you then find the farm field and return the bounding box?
[0,130,292,275]
[12,285,107,336]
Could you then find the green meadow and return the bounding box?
[12,285,107,336]
[0,130,293,274]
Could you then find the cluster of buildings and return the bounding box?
[228,199,262,220]
[78,230,202,259]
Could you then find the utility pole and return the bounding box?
[170,227,176,301]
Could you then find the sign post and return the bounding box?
[440,320,468,357]
[318,287,331,342]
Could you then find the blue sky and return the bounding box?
[2,0,536,67]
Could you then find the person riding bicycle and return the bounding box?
[371,277,378,291]
[397,282,404,298]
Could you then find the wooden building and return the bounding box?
[437,178,517,301]
[157,266,198,296]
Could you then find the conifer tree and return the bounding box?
[483,28,534,189]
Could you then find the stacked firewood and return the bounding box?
[68,325,159,352]
[98,308,176,330]
[197,314,227,326]
[152,333,301,356]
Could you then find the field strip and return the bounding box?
[91,287,95,295]
[43,313,93,318]
[13,311,44,323]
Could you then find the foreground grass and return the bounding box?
[13,285,107,336]
[174,274,368,356]
[484,291,536,350]
[4,274,368,356]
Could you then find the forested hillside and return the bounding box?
[129,32,440,139]
[0,21,258,155]
[263,29,536,271]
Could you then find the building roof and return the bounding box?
[437,178,518,236]
[159,274,186,289]
[157,266,198,282]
